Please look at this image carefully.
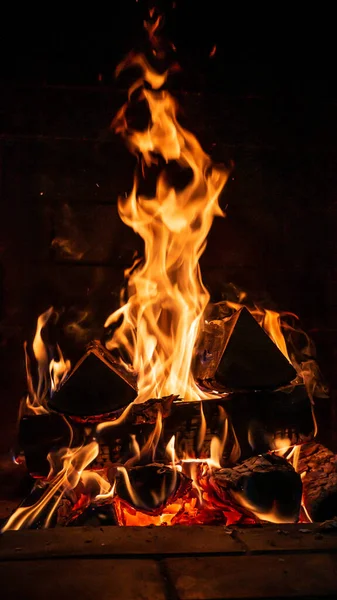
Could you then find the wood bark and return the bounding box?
[211,453,302,522]
[298,442,337,522]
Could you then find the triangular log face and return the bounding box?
[215,307,296,390]
[48,342,137,416]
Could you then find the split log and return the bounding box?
[195,307,296,390]
[98,385,314,465]
[298,442,337,522]
[113,463,192,513]
[211,454,302,522]
[194,319,227,379]
[48,340,137,416]
[18,413,76,477]
[19,384,315,477]
[59,501,117,528]
[73,394,178,425]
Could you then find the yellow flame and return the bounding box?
[23,309,71,416]
[166,435,177,467]
[105,53,228,403]
[117,466,144,508]
[263,309,291,361]
[49,344,71,393]
[231,490,297,524]
[209,406,228,468]
[32,306,54,403]
[197,402,206,454]
[2,442,99,532]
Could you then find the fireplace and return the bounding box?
[1,3,337,598]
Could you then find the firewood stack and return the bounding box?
[14,305,335,526]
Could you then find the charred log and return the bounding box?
[19,384,315,478]
[99,386,314,464]
[298,442,337,522]
[196,307,296,390]
[211,454,302,522]
[114,463,192,513]
[194,319,227,380]
[94,394,178,426]
[49,341,137,417]
[18,413,76,477]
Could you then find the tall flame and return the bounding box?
[105,54,228,403]
[23,308,71,416]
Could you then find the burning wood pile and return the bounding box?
[3,9,335,531]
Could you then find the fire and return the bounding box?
[2,13,325,532]
[225,300,291,362]
[105,53,229,403]
[23,307,71,416]
[1,441,109,532]
[49,345,71,393]
[220,295,327,407]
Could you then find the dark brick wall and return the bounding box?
[1,83,337,454]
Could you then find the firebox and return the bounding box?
[1,4,337,599]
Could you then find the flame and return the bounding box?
[263,309,291,361]
[231,491,295,524]
[225,301,291,362]
[105,53,228,403]
[8,35,324,530]
[166,434,177,466]
[220,295,327,420]
[197,402,206,454]
[1,442,106,532]
[209,406,228,468]
[209,45,217,57]
[49,344,71,393]
[22,308,71,416]
[32,307,54,403]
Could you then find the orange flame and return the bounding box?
[209,45,217,57]
[49,344,71,393]
[23,308,71,416]
[1,442,108,532]
[32,306,54,403]
[105,54,228,403]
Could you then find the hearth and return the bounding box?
[1,524,337,600]
[1,4,337,548]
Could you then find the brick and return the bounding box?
[2,139,135,203]
[165,553,337,599]
[2,85,337,151]
[0,558,166,600]
[238,524,337,554]
[50,203,140,265]
[0,526,241,560]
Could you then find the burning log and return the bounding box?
[211,453,302,522]
[96,394,177,426]
[196,307,296,390]
[112,463,193,526]
[18,413,75,477]
[97,385,314,467]
[298,442,337,522]
[114,463,192,513]
[49,341,137,416]
[19,384,315,479]
[194,319,227,380]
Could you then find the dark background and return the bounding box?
[0,1,336,486]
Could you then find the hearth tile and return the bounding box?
[165,553,337,599]
[0,558,165,600]
[0,526,242,560]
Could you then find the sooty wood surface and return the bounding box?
[1,524,337,599]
